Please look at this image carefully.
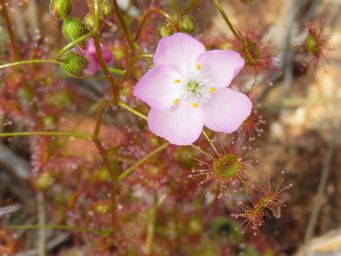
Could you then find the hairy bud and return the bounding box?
[158,25,175,38]
[180,15,197,34]
[62,17,86,42]
[50,0,72,19]
[60,52,88,78]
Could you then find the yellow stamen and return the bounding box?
[192,102,199,108]
[174,79,182,83]
[209,87,216,93]
[173,98,180,105]
[196,64,201,71]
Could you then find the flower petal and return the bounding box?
[148,104,204,145]
[153,33,205,75]
[202,88,252,133]
[133,65,184,111]
[197,50,244,87]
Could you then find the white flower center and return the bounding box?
[173,65,215,108]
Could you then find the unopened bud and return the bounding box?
[62,17,86,42]
[35,172,54,190]
[180,15,197,34]
[158,25,175,38]
[60,52,88,78]
[100,0,113,18]
[50,0,72,19]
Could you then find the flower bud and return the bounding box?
[60,52,88,78]
[100,0,113,18]
[306,34,320,55]
[158,24,175,38]
[180,15,197,34]
[62,17,86,42]
[50,0,72,19]
[35,172,54,190]
[84,13,95,30]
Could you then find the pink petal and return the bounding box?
[202,88,252,133]
[153,33,205,75]
[83,55,100,76]
[133,65,184,111]
[197,50,244,87]
[148,104,204,145]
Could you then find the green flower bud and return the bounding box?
[306,34,320,55]
[180,15,197,34]
[100,0,113,18]
[84,13,95,30]
[158,24,174,38]
[50,0,72,19]
[62,17,86,42]
[60,52,88,78]
[35,172,54,190]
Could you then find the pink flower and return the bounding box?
[74,38,113,77]
[133,33,252,145]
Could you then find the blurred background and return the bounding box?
[0,0,340,255]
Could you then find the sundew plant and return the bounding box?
[0,0,336,255]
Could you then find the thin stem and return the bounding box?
[108,67,125,75]
[9,224,111,234]
[37,193,46,256]
[91,99,119,231]
[112,0,134,48]
[133,8,180,43]
[182,0,199,15]
[92,0,120,104]
[190,144,214,159]
[0,0,20,60]
[119,142,169,181]
[212,0,241,41]
[118,102,147,120]
[202,130,220,156]
[0,59,60,70]
[0,131,91,140]
[54,32,96,60]
[120,53,153,83]
[304,121,341,241]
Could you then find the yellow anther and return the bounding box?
[192,102,199,108]
[174,79,182,83]
[196,64,201,70]
[209,87,216,93]
[173,98,180,105]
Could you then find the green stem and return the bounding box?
[54,32,96,60]
[8,224,111,234]
[0,59,60,70]
[108,67,125,75]
[190,144,214,159]
[133,8,180,43]
[118,102,147,120]
[202,130,220,156]
[0,131,91,140]
[119,142,169,181]
[212,0,241,40]
[182,0,199,15]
